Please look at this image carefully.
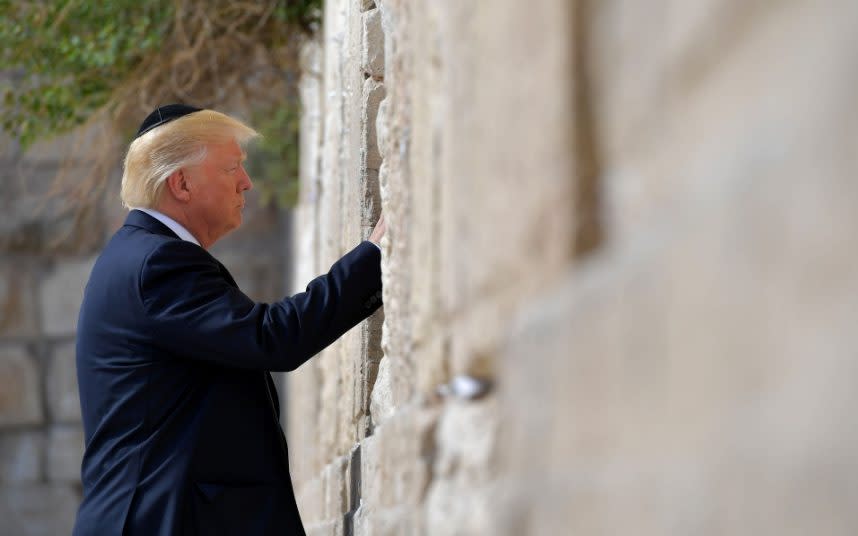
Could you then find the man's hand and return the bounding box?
[369,213,386,246]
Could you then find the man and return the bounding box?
[73,104,386,535]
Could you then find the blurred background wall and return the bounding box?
[288,0,858,535]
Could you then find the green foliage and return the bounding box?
[0,0,323,208]
[247,101,302,208]
[0,0,323,149]
[0,0,173,146]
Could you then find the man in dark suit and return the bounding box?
[72,104,385,536]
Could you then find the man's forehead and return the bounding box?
[208,140,246,160]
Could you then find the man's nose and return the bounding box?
[239,166,253,192]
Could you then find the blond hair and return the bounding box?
[120,110,259,209]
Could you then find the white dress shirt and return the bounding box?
[133,208,201,246]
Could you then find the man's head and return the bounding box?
[121,106,259,248]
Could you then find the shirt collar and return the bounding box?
[133,207,201,247]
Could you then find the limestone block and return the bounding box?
[47,342,81,423]
[0,347,43,427]
[291,203,320,292]
[297,40,324,285]
[497,161,858,535]
[357,308,385,430]
[0,159,107,256]
[40,256,96,337]
[437,0,575,315]
[413,337,447,398]
[352,505,410,536]
[335,328,365,452]
[0,484,80,536]
[361,78,386,174]
[287,359,327,484]
[369,356,394,426]
[407,62,441,349]
[295,474,324,525]
[0,262,39,338]
[361,405,439,509]
[322,453,349,520]
[304,519,342,536]
[47,426,84,483]
[316,349,341,463]
[0,432,43,482]
[358,431,382,505]
[362,8,385,79]
[447,296,512,379]
[361,171,382,241]
[424,480,495,536]
[342,2,367,252]
[374,97,390,164]
[433,398,498,483]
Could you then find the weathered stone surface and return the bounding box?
[0,157,108,256]
[292,1,858,534]
[361,78,386,173]
[433,398,498,482]
[437,0,576,317]
[304,519,343,536]
[368,356,394,427]
[47,341,81,423]
[361,405,439,509]
[0,432,43,483]
[358,308,384,428]
[0,262,39,338]
[47,426,84,483]
[322,454,349,520]
[0,485,80,536]
[412,337,446,399]
[295,475,324,525]
[352,505,410,536]
[361,8,385,79]
[39,256,96,337]
[424,480,495,536]
[0,346,43,427]
[287,359,324,484]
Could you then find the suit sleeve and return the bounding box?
[140,240,383,371]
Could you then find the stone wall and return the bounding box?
[0,130,103,535]
[0,123,289,535]
[289,0,858,534]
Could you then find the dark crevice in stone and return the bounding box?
[343,444,362,536]
[572,0,604,258]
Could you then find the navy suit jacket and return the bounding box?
[73,210,382,536]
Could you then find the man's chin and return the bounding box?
[230,214,242,232]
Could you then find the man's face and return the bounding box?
[185,139,252,244]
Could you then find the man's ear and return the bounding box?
[164,169,192,203]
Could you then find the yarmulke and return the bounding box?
[135,104,203,138]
